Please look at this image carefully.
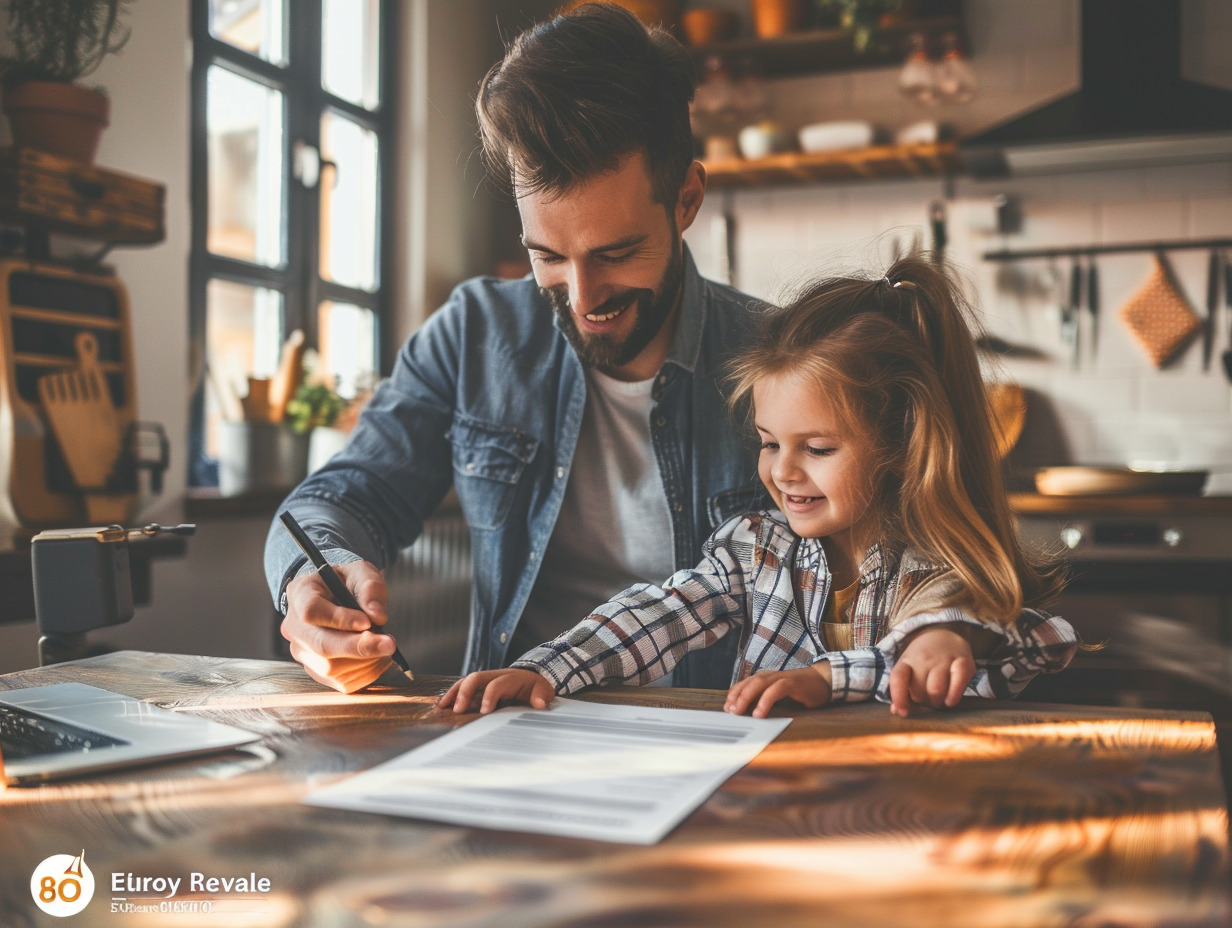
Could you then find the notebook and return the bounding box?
[0,682,260,786]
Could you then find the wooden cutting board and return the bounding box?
[37,331,123,493]
[987,382,1026,460]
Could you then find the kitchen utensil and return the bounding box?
[1086,258,1099,363]
[1059,256,1081,369]
[243,377,273,423]
[1203,248,1220,371]
[1069,256,1084,369]
[1035,466,1208,497]
[1222,251,1232,382]
[987,382,1026,460]
[1117,253,1201,367]
[268,328,306,423]
[205,361,244,423]
[37,331,122,495]
[929,200,947,262]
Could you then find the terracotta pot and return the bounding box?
[559,0,681,32]
[681,8,740,45]
[747,0,808,38]
[2,81,110,163]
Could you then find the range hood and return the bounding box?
[960,0,1232,177]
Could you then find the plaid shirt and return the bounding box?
[513,511,1077,704]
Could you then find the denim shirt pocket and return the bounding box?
[449,415,539,531]
[707,482,770,529]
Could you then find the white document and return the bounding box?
[304,697,791,844]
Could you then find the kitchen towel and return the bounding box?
[1117,254,1201,367]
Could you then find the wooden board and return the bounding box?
[0,147,165,244]
[0,651,1226,926]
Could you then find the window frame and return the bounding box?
[188,0,395,487]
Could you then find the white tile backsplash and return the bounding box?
[685,162,1232,475]
[682,0,1232,479]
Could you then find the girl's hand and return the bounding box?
[889,625,976,718]
[724,665,832,719]
[437,669,555,714]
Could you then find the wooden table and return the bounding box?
[1,651,1228,927]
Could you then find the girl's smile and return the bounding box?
[753,371,874,575]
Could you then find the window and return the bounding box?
[189,0,392,486]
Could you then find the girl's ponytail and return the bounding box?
[884,256,1065,621]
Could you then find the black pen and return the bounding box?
[279,510,413,680]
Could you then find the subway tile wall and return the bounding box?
[683,0,1232,493]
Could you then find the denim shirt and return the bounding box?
[264,248,769,687]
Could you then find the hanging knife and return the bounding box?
[1066,257,1083,370]
[1204,249,1220,371]
[1222,251,1232,383]
[1086,258,1099,364]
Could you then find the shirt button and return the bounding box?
[655,415,666,427]
[499,632,508,644]
[529,551,538,561]
[673,501,684,513]
[556,467,565,479]
[465,462,475,472]
[657,375,667,386]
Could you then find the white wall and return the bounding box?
[684,0,1232,488]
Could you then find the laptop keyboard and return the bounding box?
[0,702,128,760]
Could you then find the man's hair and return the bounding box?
[476,2,696,206]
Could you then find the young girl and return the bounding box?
[439,255,1077,719]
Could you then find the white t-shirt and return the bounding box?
[513,367,675,660]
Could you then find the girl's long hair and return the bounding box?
[728,254,1064,624]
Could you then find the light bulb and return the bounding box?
[899,33,938,106]
[934,32,976,103]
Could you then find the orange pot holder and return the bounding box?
[1118,253,1201,367]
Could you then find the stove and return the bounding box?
[1011,495,1232,715]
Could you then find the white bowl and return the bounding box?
[798,120,874,153]
[738,123,794,160]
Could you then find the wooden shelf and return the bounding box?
[703,140,961,189]
[0,146,165,246]
[689,15,964,79]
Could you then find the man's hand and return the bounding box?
[888,625,976,718]
[281,560,394,693]
[724,664,833,719]
[437,669,556,714]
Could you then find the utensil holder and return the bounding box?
[217,422,309,496]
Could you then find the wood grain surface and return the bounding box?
[1,651,1228,927]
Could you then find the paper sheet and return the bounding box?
[304,697,791,844]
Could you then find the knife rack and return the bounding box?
[0,257,139,528]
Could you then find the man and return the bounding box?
[265,3,766,694]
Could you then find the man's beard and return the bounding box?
[545,243,684,374]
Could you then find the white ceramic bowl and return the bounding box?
[738,123,794,160]
[797,120,874,153]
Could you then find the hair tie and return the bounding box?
[883,276,902,289]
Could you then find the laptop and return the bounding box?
[0,682,261,786]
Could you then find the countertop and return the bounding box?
[1010,493,1232,516]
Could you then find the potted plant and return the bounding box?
[815,0,904,52]
[1,0,133,162]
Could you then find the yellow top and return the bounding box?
[819,578,860,651]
